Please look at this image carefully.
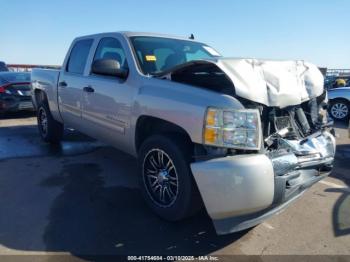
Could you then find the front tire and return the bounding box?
[37,102,63,144]
[329,99,349,121]
[138,135,202,221]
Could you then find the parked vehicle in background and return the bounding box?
[328,87,350,121]
[31,32,335,235]
[0,61,9,72]
[0,72,33,114]
[324,75,350,90]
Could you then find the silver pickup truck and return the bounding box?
[31,32,336,235]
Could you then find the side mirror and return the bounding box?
[91,59,128,79]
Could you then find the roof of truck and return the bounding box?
[76,31,198,42]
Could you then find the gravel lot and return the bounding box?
[0,112,349,261]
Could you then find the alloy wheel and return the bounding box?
[331,103,349,119]
[142,148,179,207]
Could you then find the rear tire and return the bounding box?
[138,135,202,221]
[37,102,63,144]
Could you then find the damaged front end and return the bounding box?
[210,100,336,234]
[258,86,335,202]
[191,99,336,234]
[174,58,337,234]
[261,99,335,206]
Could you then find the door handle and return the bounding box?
[83,86,95,93]
[58,81,67,87]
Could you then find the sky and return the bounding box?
[1,0,349,68]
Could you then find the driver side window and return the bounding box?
[93,37,128,69]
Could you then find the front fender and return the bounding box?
[132,78,244,145]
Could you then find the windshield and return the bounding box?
[130,36,221,75]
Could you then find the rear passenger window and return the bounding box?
[67,39,93,74]
[93,37,128,69]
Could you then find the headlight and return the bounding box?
[204,107,262,150]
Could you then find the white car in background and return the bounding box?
[328,87,350,121]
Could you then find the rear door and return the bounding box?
[58,39,93,128]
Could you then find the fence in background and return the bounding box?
[7,64,61,72]
[326,69,350,77]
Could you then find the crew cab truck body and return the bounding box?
[31,32,336,235]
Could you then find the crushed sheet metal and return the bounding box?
[214,58,324,108]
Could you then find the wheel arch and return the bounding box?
[134,115,194,155]
[34,89,48,109]
[33,87,63,123]
[329,97,350,103]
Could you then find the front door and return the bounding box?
[81,37,134,151]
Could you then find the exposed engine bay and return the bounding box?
[256,90,333,150]
[258,97,335,203]
[253,96,335,174]
[158,58,336,172]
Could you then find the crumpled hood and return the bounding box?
[215,58,324,108]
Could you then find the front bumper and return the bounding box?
[191,131,336,235]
